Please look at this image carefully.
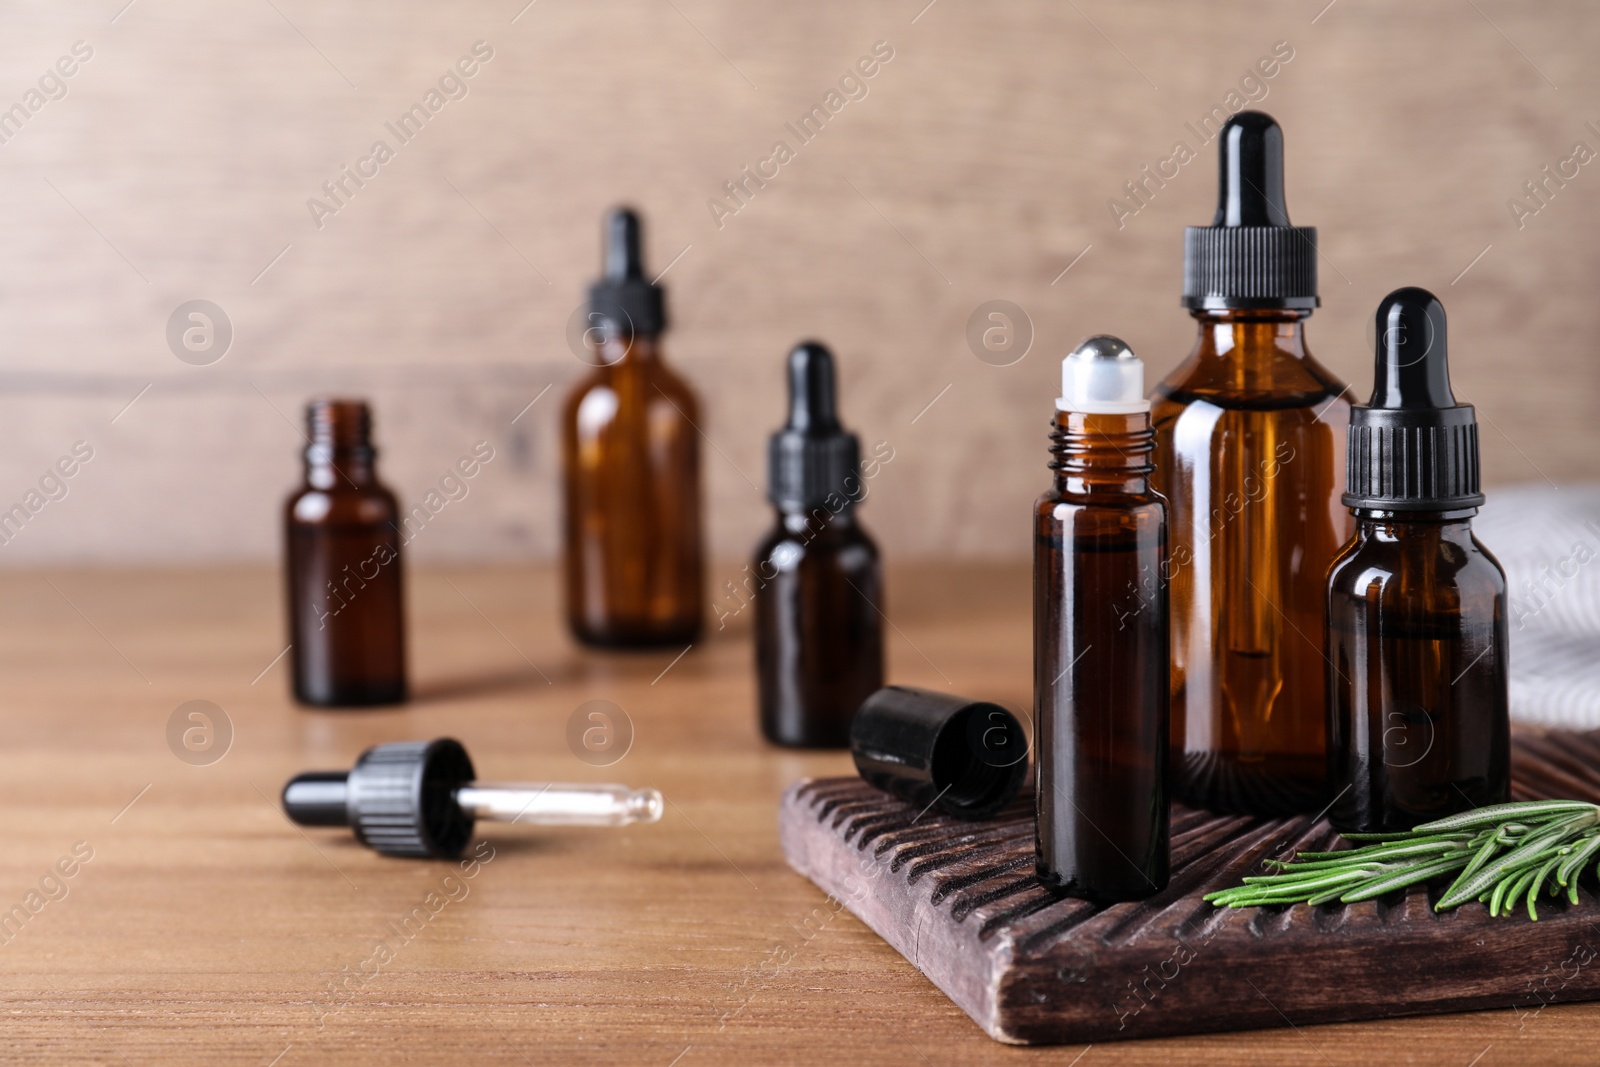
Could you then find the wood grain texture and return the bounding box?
[4,560,1600,1065]
[782,730,1600,1046]
[0,2,1595,567]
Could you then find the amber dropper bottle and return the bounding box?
[754,342,883,747]
[1327,288,1509,832]
[284,399,407,707]
[1151,111,1351,815]
[1036,336,1169,902]
[562,207,704,648]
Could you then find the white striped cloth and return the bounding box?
[1476,485,1600,728]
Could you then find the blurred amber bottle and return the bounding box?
[1150,112,1351,814]
[562,208,703,648]
[284,399,407,706]
[754,341,883,747]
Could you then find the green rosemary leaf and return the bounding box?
[1437,816,1596,910]
[1206,801,1600,917]
[1489,872,1516,917]
[1529,856,1565,921]
[1340,855,1473,903]
[1508,866,1544,918]
[1442,832,1503,902]
[1557,834,1600,886]
[1414,802,1599,834]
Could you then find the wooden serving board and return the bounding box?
[779,730,1600,1045]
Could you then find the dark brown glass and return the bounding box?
[284,399,406,707]
[563,332,703,647]
[1035,410,1169,901]
[1327,513,1510,832]
[1151,310,1352,814]
[754,504,883,747]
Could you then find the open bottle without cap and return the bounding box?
[562,206,704,648]
[1151,110,1351,815]
[284,398,407,707]
[1035,336,1169,901]
[1326,287,1510,832]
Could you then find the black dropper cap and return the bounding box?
[588,206,666,337]
[850,686,1029,820]
[1182,111,1318,310]
[281,738,476,859]
[1344,287,1482,512]
[768,341,862,511]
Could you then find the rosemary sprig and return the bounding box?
[1204,801,1600,920]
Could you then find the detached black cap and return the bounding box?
[1183,111,1318,310]
[850,686,1029,820]
[1345,287,1483,511]
[588,206,666,336]
[281,738,476,858]
[768,341,862,511]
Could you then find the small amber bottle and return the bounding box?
[1327,288,1510,832]
[284,399,407,707]
[1151,111,1351,815]
[754,342,883,747]
[562,207,704,648]
[1036,336,1169,901]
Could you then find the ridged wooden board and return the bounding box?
[778,730,1600,1045]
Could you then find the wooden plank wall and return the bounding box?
[0,0,1592,564]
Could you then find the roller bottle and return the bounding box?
[284,399,407,707]
[1151,111,1351,814]
[1327,288,1509,832]
[1035,336,1169,901]
[754,342,883,748]
[562,207,704,648]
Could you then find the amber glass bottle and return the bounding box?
[754,342,883,748]
[1152,111,1351,815]
[562,208,703,648]
[1036,337,1169,901]
[284,399,407,707]
[1327,288,1509,832]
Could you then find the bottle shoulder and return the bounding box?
[1328,527,1507,601]
[563,355,699,425]
[287,483,399,527]
[1152,336,1348,416]
[755,512,879,571]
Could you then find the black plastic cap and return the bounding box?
[768,341,862,512]
[1182,111,1318,310]
[282,738,477,859]
[850,686,1029,820]
[588,207,666,337]
[1345,287,1483,512]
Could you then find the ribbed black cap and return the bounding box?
[588,207,666,337]
[1183,111,1318,310]
[1345,287,1483,512]
[768,342,861,511]
[850,686,1029,820]
[282,738,476,859]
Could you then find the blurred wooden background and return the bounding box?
[0,0,1593,565]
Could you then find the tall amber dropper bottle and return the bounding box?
[1151,111,1352,814]
[284,399,407,706]
[1327,288,1509,832]
[562,208,704,648]
[1036,336,1169,901]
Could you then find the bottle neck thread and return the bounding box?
[304,399,375,488]
[1049,411,1154,496]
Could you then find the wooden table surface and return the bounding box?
[2,562,1595,1065]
